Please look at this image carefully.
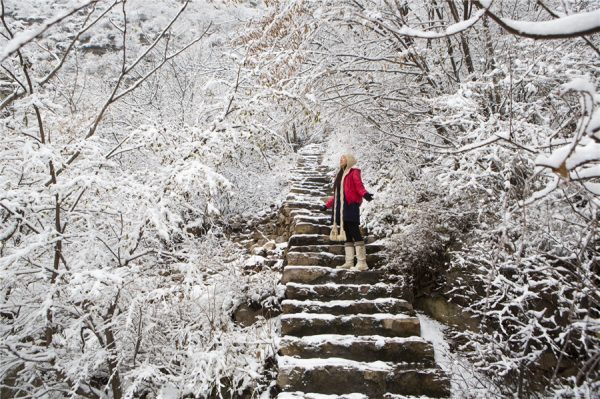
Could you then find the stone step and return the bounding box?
[296,154,322,158]
[289,188,329,196]
[289,181,333,189]
[279,334,433,364]
[286,251,385,267]
[285,282,406,301]
[288,234,376,247]
[288,209,314,217]
[282,266,392,285]
[286,252,340,266]
[285,197,325,205]
[290,187,333,195]
[288,190,329,197]
[288,243,385,255]
[280,313,420,337]
[289,171,330,177]
[277,393,369,399]
[289,176,331,184]
[290,170,330,176]
[277,393,430,399]
[292,223,331,235]
[277,357,451,397]
[293,215,331,225]
[282,298,413,315]
[293,213,330,222]
[295,161,322,165]
[284,201,323,211]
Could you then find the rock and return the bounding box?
[263,241,277,251]
[414,294,479,331]
[252,246,267,256]
[233,303,281,327]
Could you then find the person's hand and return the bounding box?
[364,193,374,202]
[319,204,328,211]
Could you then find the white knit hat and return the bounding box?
[343,154,357,169]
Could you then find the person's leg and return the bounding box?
[346,223,367,271]
[339,223,355,269]
[345,222,362,242]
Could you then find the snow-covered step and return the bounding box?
[279,334,433,364]
[286,251,342,266]
[282,266,391,285]
[288,234,377,247]
[287,190,329,197]
[284,201,323,210]
[288,209,315,217]
[295,153,324,158]
[286,193,328,202]
[288,183,329,191]
[293,214,331,223]
[277,357,450,397]
[277,394,437,399]
[291,223,331,235]
[288,184,330,192]
[281,298,413,315]
[289,171,329,177]
[278,393,370,399]
[285,282,406,301]
[277,392,443,399]
[289,176,331,184]
[280,313,420,337]
[289,187,329,196]
[290,170,331,176]
[286,251,385,267]
[288,243,385,255]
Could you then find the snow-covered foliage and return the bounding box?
[0,0,295,397]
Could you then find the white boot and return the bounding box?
[353,241,368,271]
[338,243,354,269]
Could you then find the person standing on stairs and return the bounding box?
[320,154,374,271]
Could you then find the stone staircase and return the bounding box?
[276,144,450,399]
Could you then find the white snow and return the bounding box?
[282,298,406,307]
[277,356,393,371]
[281,312,414,321]
[417,312,501,398]
[280,334,427,346]
[277,393,368,399]
[498,9,600,37]
[285,282,396,289]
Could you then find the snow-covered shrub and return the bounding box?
[1,1,291,397]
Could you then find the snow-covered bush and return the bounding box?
[1,1,292,397]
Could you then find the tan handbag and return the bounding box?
[329,223,346,241]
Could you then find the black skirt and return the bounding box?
[333,196,360,224]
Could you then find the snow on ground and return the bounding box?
[417,312,500,399]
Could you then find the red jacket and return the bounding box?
[325,168,368,208]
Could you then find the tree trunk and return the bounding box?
[446,0,475,74]
[105,299,123,399]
